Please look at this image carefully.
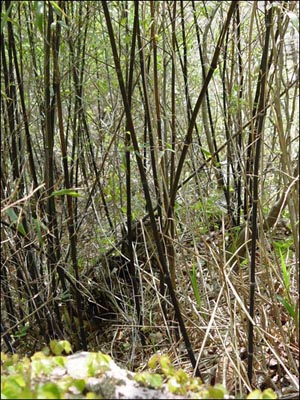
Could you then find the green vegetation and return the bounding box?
[1,1,298,399]
[1,344,278,399]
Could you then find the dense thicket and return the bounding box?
[1,1,299,396]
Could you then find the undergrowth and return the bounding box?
[1,341,279,399]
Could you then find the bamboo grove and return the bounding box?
[1,1,299,395]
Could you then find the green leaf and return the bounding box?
[13,324,29,338]
[49,340,72,356]
[41,346,50,356]
[205,384,227,399]
[247,389,264,399]
[35,1,44,34]
[134,372,163,388]
[200,147,211,158]
[273,238,293,251]
[31,351,47,361]
[190,264,201,309]
[87,352,110,376]
[262,388,278,399]
[159,354,174,376]
[10,375,26,388]
[33,217,48,245]
[49,340,63,356]
[49,1,68,18]
[148,353,160,369]
[86,393,97,399]
[55,376,85,393]
[0,2,13,33]
[1,374,29,399]
[247,388,278,399]
[167,376,186,395]
[189,376,203,391]
[53,356,66,368]
[5,208,26,236]
[72,379,86,392]
[96,352,111,366]
[276,295,295,319]
[50,188,81,198]
[37,382,62,399]
[174,369,189,384]
[278,249,290,292]
[32,358,56,377]
[60,290,72,301]
[17,223,26,236]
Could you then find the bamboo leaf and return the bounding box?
[50,188,81,198]
[0,2,13,33]
[5,208,26,236]
[49,1,69,18]
[35,1,44,34]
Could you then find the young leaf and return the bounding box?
[134,372,163,388]
[50,188,81,198]
[205,384,227,399]
[247,388,278,399]
[167,376,185,394]
[5,208,26,236]
[49,339,72,356]
[262,388,278,399]
[72,379,86,393]
[37,382,62,399]
[159,354,174,376]
[276,295,295,319]
[200,147,211,158]
[148,353,160,369]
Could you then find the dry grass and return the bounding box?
[78,211,299,399]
